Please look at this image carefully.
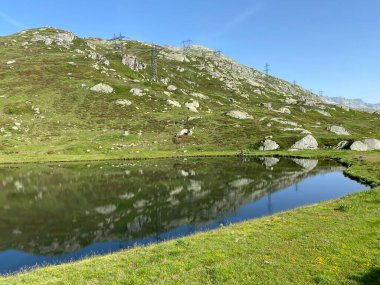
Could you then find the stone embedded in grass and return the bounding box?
[350,141,368,151]
[167,99,181,108]
[6,60,16,65]
[90,83,113,94]
[185,100,200,112]
[94,204,117,215]
[130,88,145,97]
[327,125,350,136]
[176,128,193,137]
[190,92,209,100]
[167,85,177,92]
[316,110,331,117]
[226,110,253,119]
[289,135,318,150]
[114,99,132,107]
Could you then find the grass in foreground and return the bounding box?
[0,151,379,285]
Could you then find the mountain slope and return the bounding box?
[0,27,379,155]
[322,96,380,113]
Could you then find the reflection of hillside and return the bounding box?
[0,158,342,256]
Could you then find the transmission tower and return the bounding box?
[264,63,270,76]
[214,50,222,57]
[293,80,297,86]
[181,40,192,54]
[151,44,158,81]
[319,90,324,96]
[111,33,127,55]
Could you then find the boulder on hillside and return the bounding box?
[90,83,113,94]
[130,88,145,96]
[176,128,193,137]
[114,99,132,107]
[226,110,253,120]
[289,135,318,150]
[327,125,350,136]
[167,85,177,92]
[259,139,280,151]
[363,139,380,150]
[185,101,199,112]
[350,141,369,151]
[167,99,181,108]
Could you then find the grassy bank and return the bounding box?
[0,151,379,285]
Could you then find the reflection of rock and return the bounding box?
[127,216,150,234]
[94,204,117,215]
[261,157,280,169]
[229,178,254,188]
[292,159,318,171]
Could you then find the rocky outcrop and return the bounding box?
[259,138,280,151]
[226,110,253,119]
[122,54,146,71]
[327,125,350,136]
[289,135,318,150]
[90,83,113,94]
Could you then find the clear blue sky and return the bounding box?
[1,0,379,103]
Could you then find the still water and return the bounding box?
[0,157,369,274]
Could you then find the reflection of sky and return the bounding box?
[0,171,368,275]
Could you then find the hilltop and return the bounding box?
[0,27,379,156]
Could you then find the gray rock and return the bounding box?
[335,141,350,150]
[177,128,193,137]
[259,139,280,151]
[226,110,253,119]
[167,99,181,108]
[316,110,331,117]
[122,54,146,71]
[114,99,132,107]
[259,102,272,108]
[363,139,380,150]
[327,125,350,136]
[130,88,145,96]
[290,135,318,150]
[185,101,200,112]
[167,85,177,92]
[90,83,113,94]
[350,141,369,151]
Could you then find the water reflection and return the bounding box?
[0,157,368,273]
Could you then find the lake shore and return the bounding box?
[0,150,379,285]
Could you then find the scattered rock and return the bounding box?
[90,83,113,94]
[130,88,145,96]
[285,98,298,104]
[94,204,117,215]
[176,129,193,137]
[167,85,177,92]
[190,92,209,100]
[277,107,291,114]
[259,139,280,151]
[185,100,200,112]
[327,125,350,136]
[167,99,181,108]
[114,99,132,107]
[316,110,331,117]
[290,135,318,150]
[6,60,16,65]
[226,110,253,119]
[259,102,272,108]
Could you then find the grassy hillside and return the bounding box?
[0,27,379,157]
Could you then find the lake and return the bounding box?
[0,157,370,274]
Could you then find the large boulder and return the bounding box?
[226,110,253,120]
[327,125,350,136]
[350,141,369,151]
[289,135,318,150]
[90,83,113,94]
[363,139,380,150]
[259,139,280,151]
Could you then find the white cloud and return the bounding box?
[0,10,26,29]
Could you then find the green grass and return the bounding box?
[0,151,379,285]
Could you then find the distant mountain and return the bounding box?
[323,96,380,113]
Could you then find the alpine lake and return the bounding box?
[0,157,370,274]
